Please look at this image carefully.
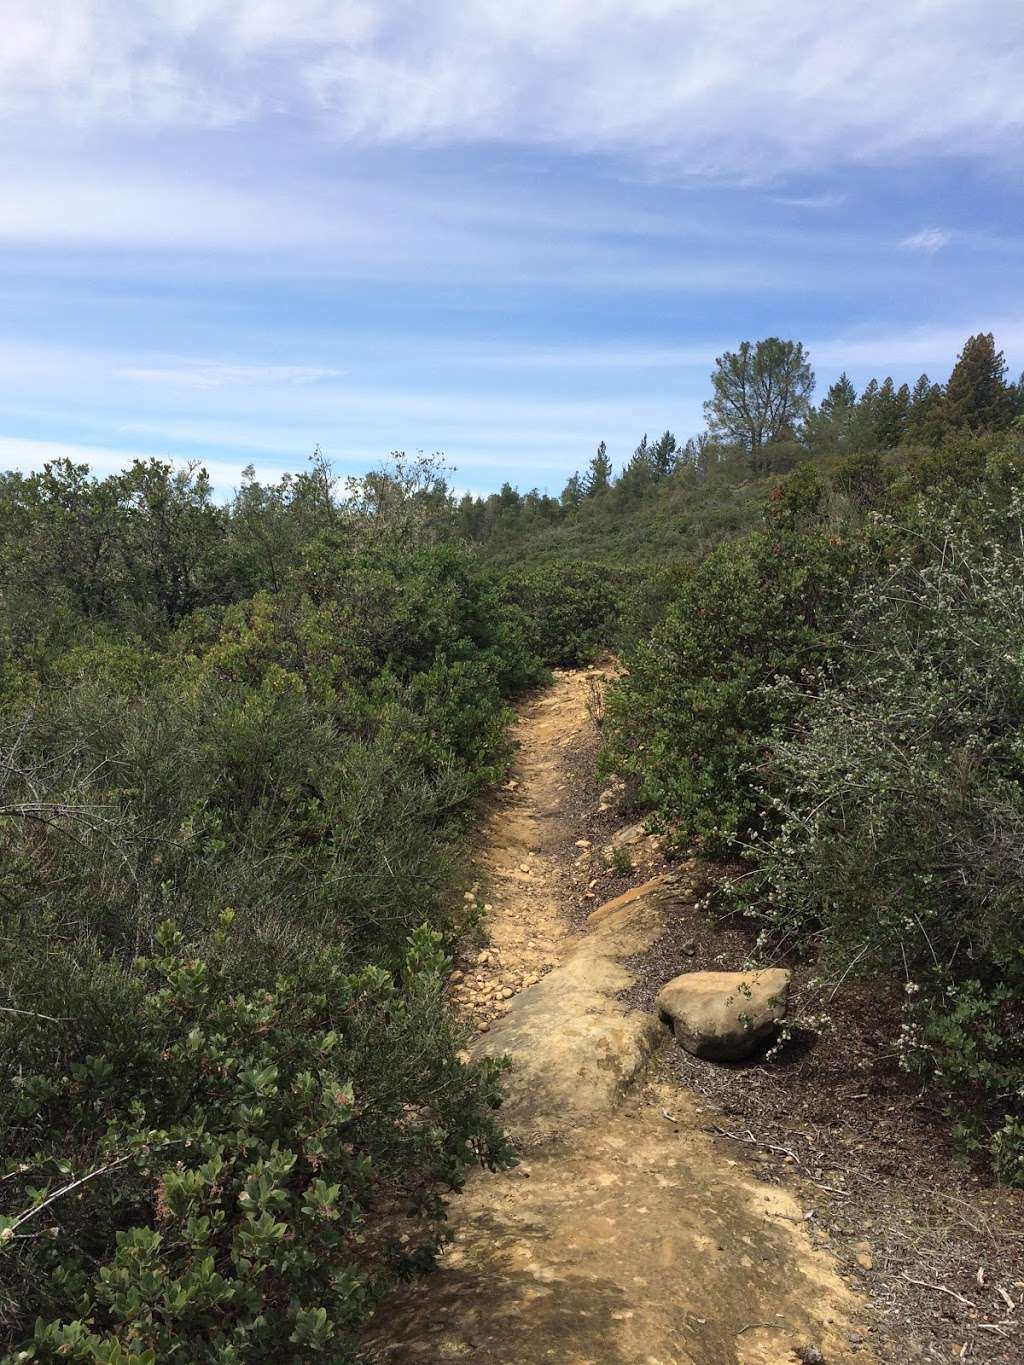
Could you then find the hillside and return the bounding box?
[2,333,1024,1361]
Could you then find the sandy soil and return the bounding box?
[362,667,884,1365]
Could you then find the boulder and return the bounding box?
[656,968,791,1061]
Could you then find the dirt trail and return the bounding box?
[365,669,873,1365]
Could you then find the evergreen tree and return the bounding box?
[819,372,857,423]
[618,434,657,500]
[906,374,946,445]
[560,472,583,509]
[806,373,858,454]
[872,377,910,449]
[846,377,883,449]
[942,333,1017,434]
[583,441,613,496]
[650,430,679,478]
[704,337,815,469]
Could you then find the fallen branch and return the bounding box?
[3,1156,134,1239]
[899,1272,977,1310]
[807,1179,850,1196]
[0,1006,70,1024]
[708,1125,801,1165]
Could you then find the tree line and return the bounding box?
[454,331,1023,545]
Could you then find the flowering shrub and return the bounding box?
[730,497,1024,1177]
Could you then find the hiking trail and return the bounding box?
[364,667,873,1365]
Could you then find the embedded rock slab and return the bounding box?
[474,876,690,1127]
[657,968,791,1061]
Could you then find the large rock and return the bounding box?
[475,875,692,1127]
[656,968,791,1061]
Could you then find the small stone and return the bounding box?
[463,891,476,903]
[477,950,492,965]
[449,969,464,983]
[502,987,514,999]
[519,863,530,873]
[477,1021,490,1033]
[854,1241,873,1270]
[575,839,591,848]
[681,941,697,957]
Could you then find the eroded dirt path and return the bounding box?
[364,669,874,1365]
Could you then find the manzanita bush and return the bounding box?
[2,914,512,1362]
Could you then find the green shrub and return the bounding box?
[727,496,1024,1177]
[0,914,512,1360]
[500,562,625,667]
[0,523,546,1358]
[603,524,863,851]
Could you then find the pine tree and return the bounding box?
[848,378,881,450]
[872,377,910,449]
[583,441,613,496]
[650,430,678,478]
[942,333,1016,434]
[560,472,583,508]
[905,374,946,445]
[619,433,662,499]
[819,372,857,423]
[806,373,858,454]
[704,338,815,468]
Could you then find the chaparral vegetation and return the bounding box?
[2,332,1024,1360]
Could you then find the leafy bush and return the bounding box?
[603,523,864,851]
[0,498,546,1358]
[727,496,1024,1177]
[0,914,511,1361]
[500,562,626,667]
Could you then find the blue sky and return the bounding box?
[2,2,1024,497]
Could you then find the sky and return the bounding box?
[2,2,1024,498]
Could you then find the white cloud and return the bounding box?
[900,227,953,255]
[113,361,343,388]
[775,193,847,211]
[0,433,303,490]
[2,3,1023,177]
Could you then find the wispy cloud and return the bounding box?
[113,362,343,389]
[900,227,953,255]
[3,3,1024,177]
[775,193,847,211]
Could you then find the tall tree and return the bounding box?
[560,471,583,509]
[819,372,857,423]
[942,333,1017,434]
[905,374,946,446]
[617,435,650,499]
[871,377,910,449]
[583,440,613,496]
[650,430,679,478]
[805,373,858,454]
[704,338,815,469]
